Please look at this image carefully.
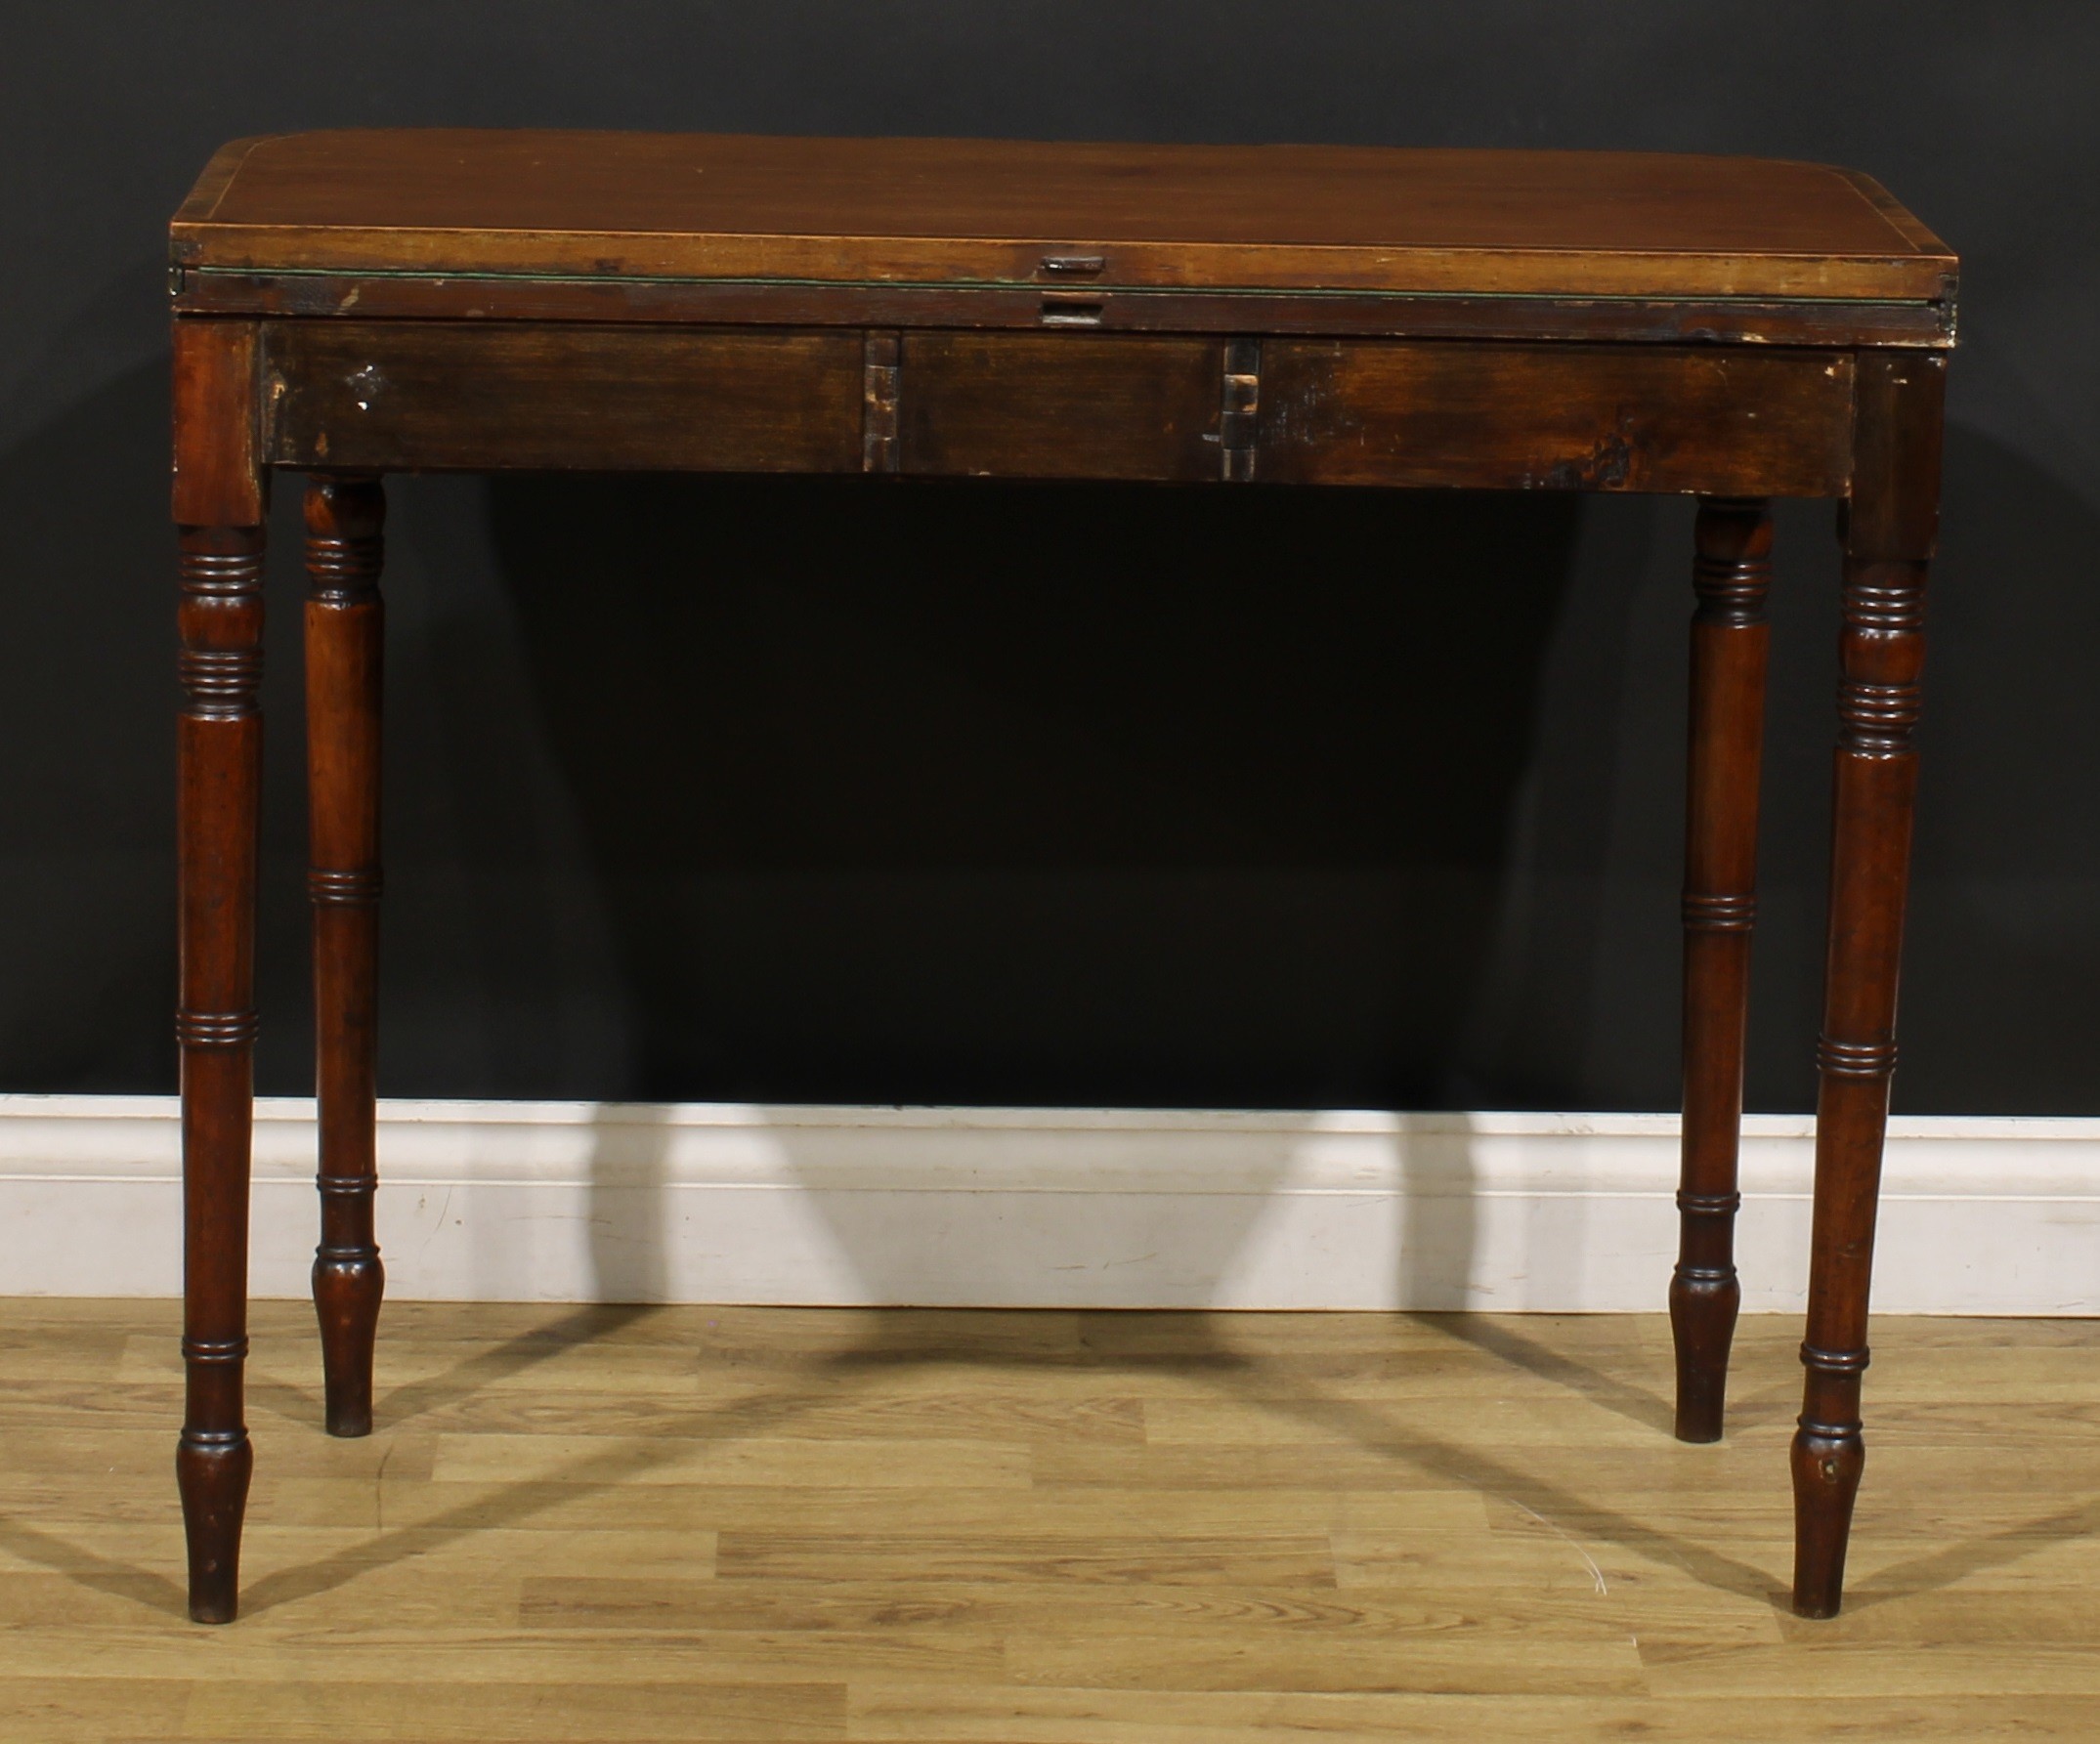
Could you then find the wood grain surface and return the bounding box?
[169,131,1955,305]
[896,333,1225,481]
[256,322,1855,493]
[264,322,865,475]
[175,270,1956,348]
[1257,343,1854,495]
[3,1300,2092,1740]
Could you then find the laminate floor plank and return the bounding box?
[844,1683,2100,1742]
[713,1534,1339,1587]
[430,1432,1035,1489]
[183,1677,846,1741]
[1,1300,2094,1742]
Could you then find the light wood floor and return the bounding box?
[2,1301,2096,1741]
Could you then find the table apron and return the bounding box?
[256,319,1858,497]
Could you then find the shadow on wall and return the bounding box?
[567,1098,1484,1314]
[583,1099,673,1305]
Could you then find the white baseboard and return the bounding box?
[1,1096,2096,1313]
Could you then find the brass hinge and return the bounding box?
[863,330,900,473]
[1221,338,1260,482]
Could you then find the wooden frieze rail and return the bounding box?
[166,129,1955,1625]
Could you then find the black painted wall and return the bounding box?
[3,4,2095,1112]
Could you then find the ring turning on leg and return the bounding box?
[1791,351,1943,1619]
[305,475,388,1438]
[176,522,266,1622]
[1671,496,1773,1444]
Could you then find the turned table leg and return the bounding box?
[305,476,387,1437]
[1792,351,1946,1619]
[1671,497,1773,1442]
[172,320,267,1624]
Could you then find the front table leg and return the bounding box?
[175,520,266,1624]
[172,316,270,1624]
[1792,351,1946,1619]
[304,476,388,1436]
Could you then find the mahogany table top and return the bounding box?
[172,129,1954,307]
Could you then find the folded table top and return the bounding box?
[174,130,1953,316]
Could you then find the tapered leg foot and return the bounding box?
[315,1250,384,1436]
[1790,1380,1865,1619]
[1669,1264,1741,1443]
[177,1428,253,1624]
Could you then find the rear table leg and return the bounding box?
[1671,496,1773,1443]
[305,474,387,1437]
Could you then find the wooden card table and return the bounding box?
[167,131,1955,1624]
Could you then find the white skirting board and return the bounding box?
[0,1096,2096,1313]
